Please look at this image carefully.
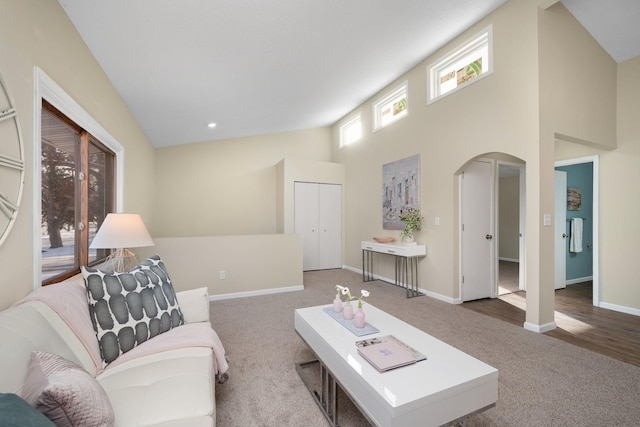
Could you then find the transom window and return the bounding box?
[373,81,408,131]
[427,26,492,104]
[339,113,362,147]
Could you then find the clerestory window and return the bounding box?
[427,26,493,104]
[373,81,408,131]
[339,113,362,147]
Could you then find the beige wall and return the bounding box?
[0,0,156,309]
[331,0,629,326]
[539,3,617,149]
[555,55,640,313]
[332,0,541,304]
[540,2,629,318]
[153,128,332,237]
[499,176,520,260]
[137,234,303,297]
[606,56,640,310]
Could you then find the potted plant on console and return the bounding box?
[399,208,423,244]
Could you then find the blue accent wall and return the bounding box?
[556,163,593,281]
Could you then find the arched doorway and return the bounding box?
[457,153,526,302]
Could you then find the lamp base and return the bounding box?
[100,248,140,273]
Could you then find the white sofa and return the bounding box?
[0,276,225,427]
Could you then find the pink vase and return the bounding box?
[354,307,366,328]
[333,296,343,312]
[343,301,354,320]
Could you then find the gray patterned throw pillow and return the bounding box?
[82,255,184,366]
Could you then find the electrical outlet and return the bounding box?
[219,270,226,280]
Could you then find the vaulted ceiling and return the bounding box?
[58,0,640,148]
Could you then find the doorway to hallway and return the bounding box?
[498,260,519,295]
[554,156,599,306]
[459,157,525,302]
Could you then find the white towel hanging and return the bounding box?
[570,218,583,253]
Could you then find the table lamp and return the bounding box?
[89,213,155,273]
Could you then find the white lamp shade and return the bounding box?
[90,213,154,249]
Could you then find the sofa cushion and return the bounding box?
[20,351,114,427]
[0,300,98,394]
[0,393,56,427]
[82,255,184,366]
[97,347,215,427]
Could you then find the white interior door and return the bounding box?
[294,182,342,271]
[461,160,494,301]
[554,171,567,290]
[317,184,342,269]
[294,182,319,271]
[518,167,526,290]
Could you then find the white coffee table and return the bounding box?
[295,304,498,427]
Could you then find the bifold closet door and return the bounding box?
[294,182,342,271]
[317,183,342,269]
[295,182,320,270]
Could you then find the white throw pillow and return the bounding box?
[176,287,211,324]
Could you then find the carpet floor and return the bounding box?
[210,269,640,426]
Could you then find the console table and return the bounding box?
[361,241,426,298]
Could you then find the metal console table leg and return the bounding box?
[396,256,423,298]
[362,249,375,282]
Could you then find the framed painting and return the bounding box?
[568,187,581,211]
[382,154,420,229]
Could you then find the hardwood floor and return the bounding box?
[462,281,640,367]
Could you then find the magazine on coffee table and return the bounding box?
[356,335,426,372]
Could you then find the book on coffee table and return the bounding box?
[356,335,426,372]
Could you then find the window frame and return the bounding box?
[339,112,362,148]
[40,101,116,285]
[427,25,493,104]
[373,81,408,132]
[34,68,124,285]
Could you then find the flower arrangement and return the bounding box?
[399,208,423,239]
[358,290,370,308]
[335,285,370,308]
[336,285,354,301]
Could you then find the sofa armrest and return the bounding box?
[176,288,211,324]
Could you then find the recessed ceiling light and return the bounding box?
[207,122,217,128]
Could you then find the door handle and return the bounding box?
[562,233,568,238]
[485,234,493,240]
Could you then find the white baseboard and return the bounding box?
[343,265,458,304]
[342,265,360,274]
[346,265,640,326]
[524,321,557,333]
[343,266,395,287]
[422,290,458,304]
[599,301,640,317]
[565,276,593,286]
[209,285,304,301]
